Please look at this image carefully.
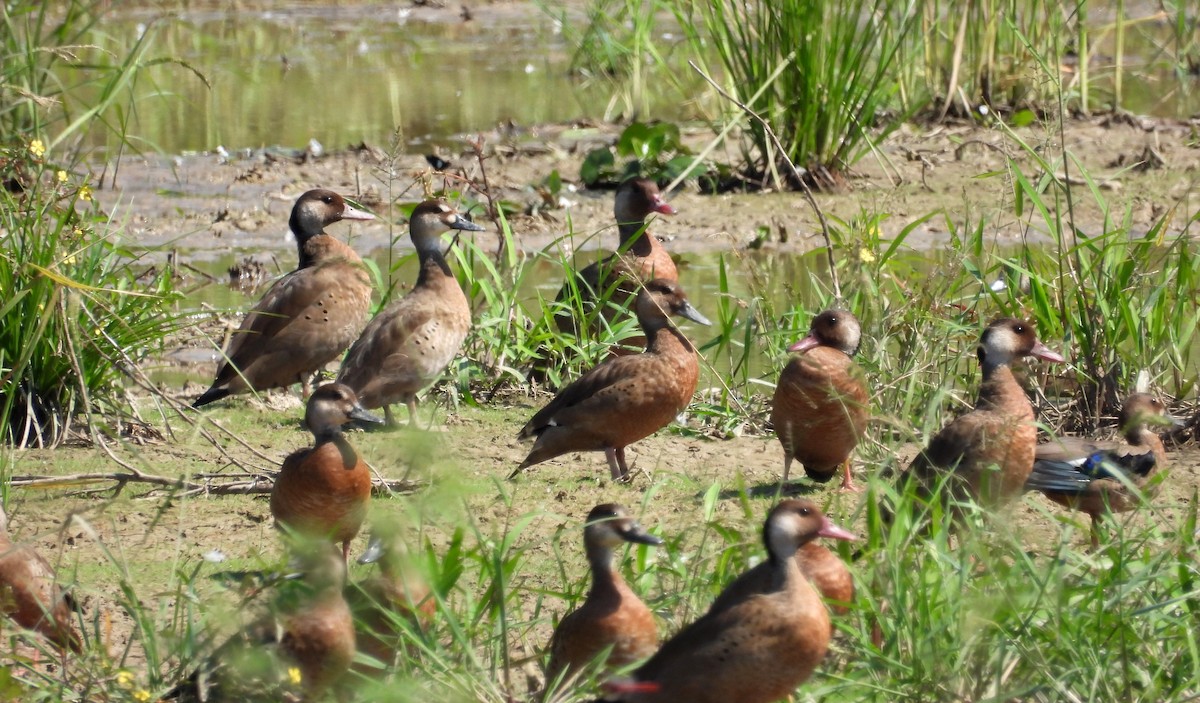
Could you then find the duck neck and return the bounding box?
[617,221,656,257]
[313,428,358,468]
[767,545,803,592]
[1128,426,1167,464]
[416,245,454,284]
[643,321,694,354]
[298,234,361,268]
[585,545,622,598]
[976,361,1025,411]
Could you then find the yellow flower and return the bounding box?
[287,666,302,685]
[79,184,93,202]
[133,690,152,703]
[28,139,45,158]
[115,670,134,687]
[859,247,876,264]
[57,170,68,183]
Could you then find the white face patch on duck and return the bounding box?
[979,324,1024,365]
[765,510,805,559]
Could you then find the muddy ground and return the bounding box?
[4,114,1200,690]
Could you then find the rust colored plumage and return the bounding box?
[514,279,711,481]
[346,527,434,675]
[771,309,870,491]
[270,384,383,562]
[1027,393,1177,547]
[167,542,355,702]
[546,504,662,688]
[193,189,375,408]
[901,318,1065,512]
[0,506,81,652]
[600,500,856,703]
[338,200,483,427]
[555,178,678,340]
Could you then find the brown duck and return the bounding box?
[771,309,870,491]
[598,499,855,703]
[555,178,678,339]
[337,199,483,427]
[194,189,374,408]
[0,505,81,652]
[513,279,710,481]
[707,538,854,617]
[346,525,434,675]
[901,317,1065,511]
[167,540,355,702]
[270,384,383,563]
[1026,392,1178,547]
[546,504,662,688]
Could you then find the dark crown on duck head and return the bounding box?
[584,503,663,549]
[761,499,856,562]
[304,383,383,435]
[289,189,374,241]
[1119,393,1177,434]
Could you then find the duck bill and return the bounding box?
[652,199,677,216]
[349,404,385,425]
[340,202,376,222]
[357,535,385,565]
[787,334,820,354]
[676,301,711,326]
[817,517,857,542]
[449,213,485,232]
[1030,341,1066,363]
[620,526,664,547]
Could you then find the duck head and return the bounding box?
[1119,393,1182,434]
[635,278,711,332]
[615,178,676,230]
[763,499,856,564]
[304,383,384,437]
[288,189,374,242]
[788,309,862,356]
[976,317,1065,372]
[408,200,484,253]
[583,503,663,551]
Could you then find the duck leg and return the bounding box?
[383,405,398,428]
[606,447,633,482]
[1089,514,1102,551]
[406,397,421,428]
[838,459,861,493]
[341,539,351,564]
[781,454,794,483]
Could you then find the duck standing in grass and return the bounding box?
[271,383,383,563]
[346,525,435,676]
[546,504,662,688]
[1026,392,1178,547]
[167,541,355,702]
[0,505,81,653]
[771,309,870,492]
[897,317,1065,514]
[513,279,710,482]
[338,199,483,427]
[597,499,855,703]
[555,178,678,339]
[193,189,375,408]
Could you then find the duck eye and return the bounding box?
[798,507,810,516]
[322,196,333,204]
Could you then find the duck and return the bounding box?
[166,540,355,702]
[597,499,855,703]
[546,504,662,688]
[899,317,1065,513]
[770,309,870,492]
[337,199,483,427]
[0,505,81,652]
[1025,392,1178,547]
[270,383,383,563]
[193,189,375,408]
[513,279,711,482]
[554,178,678,339]
[346,526,434,676]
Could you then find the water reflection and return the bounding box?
[81,7,697,155]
